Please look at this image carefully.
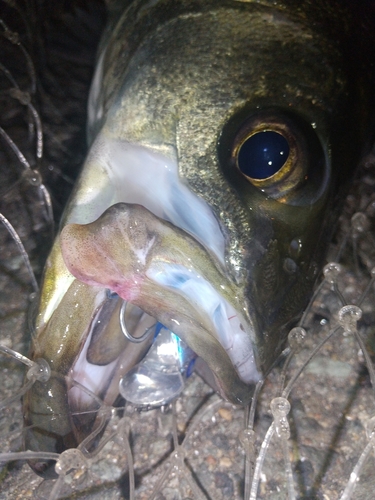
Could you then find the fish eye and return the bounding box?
[237,130,290,179]
[234,122,303,199]
[228,110,327,203]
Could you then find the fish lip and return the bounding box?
[62,138,227,268]
[60,202,262,404]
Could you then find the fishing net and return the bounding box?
[1,2,375,499]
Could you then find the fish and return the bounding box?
[22,0,375,477]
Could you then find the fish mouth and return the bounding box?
[60,201,261,406]
[50,136,263,407]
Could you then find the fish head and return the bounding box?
[25,0,375,471]
[76,0,373,396]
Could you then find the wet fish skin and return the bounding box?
[85,0,375,380]
[24,0,375,472]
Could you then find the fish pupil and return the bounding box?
[238,131,290,179]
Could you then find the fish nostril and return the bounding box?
[289,238,303,258]
[283,258,297,274]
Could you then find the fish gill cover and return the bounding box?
[0,0,375,499]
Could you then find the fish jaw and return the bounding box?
[60,203,262,405]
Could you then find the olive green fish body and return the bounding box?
[24,0,375,475]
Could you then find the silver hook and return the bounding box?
[120,300,156,344]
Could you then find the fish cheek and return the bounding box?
[250,238,292,363]
[245,200,322,372]
[256,240,281,304]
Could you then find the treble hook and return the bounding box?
[120,300,156,344]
